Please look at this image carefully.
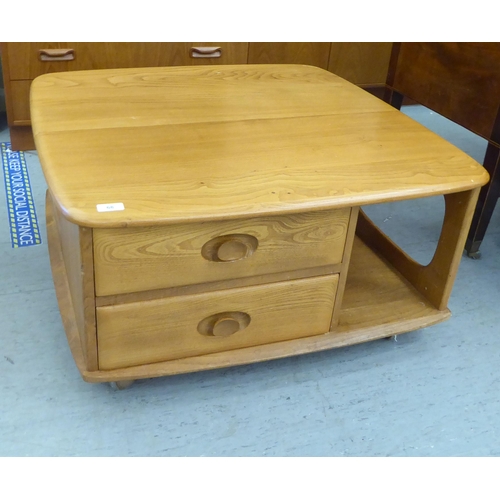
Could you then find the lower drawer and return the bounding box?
[97,274,338,370]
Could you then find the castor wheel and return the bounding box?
[109,379,135,390]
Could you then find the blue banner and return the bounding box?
[1,142,42,248]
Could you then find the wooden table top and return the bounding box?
[30,64,489,228]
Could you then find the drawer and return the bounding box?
[97,274,338,370]
[6,42,249,80]
[93,208,352,296]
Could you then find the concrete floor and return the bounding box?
[1,105,499,457]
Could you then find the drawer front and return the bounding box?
[93,208,351,296]
[97,274,338,370]
[6,42,249,80]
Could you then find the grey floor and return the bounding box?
[1,104,499,457]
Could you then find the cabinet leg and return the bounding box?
[465,143,500,258]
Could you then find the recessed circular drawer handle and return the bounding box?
[198,312,251,337]
[201,234,258,262]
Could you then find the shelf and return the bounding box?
[338,236,449,335]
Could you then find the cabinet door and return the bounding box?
[5,42,249,80]
[248,42,331,69]
[328,42,392,85]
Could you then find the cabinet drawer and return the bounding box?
[6,42,249,80]
[93,208,351,296]
[97,274,338,370]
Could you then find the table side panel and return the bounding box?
[92,209,350,296]
[49,193,98,370]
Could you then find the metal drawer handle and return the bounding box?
[39,48,75,62]
[190,46,222,58]
[198,312,251,337]
[201,234,258,262]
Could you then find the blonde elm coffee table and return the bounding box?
[30,64,488,388]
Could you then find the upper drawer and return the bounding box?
[5,42,249,80]
[93,208,352,296]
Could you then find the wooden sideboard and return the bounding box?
[1,42,393,150]
[30,64,488,388]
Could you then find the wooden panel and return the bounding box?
[389,42,500,140]
[30,65,488,228]
[96,264,342,307]
[356,188,481,311]
[5,42,249,80]
[9,126,35,151]
[330,206,359,329]
[48,192,98,371]
[9,80,31,124]
[248,43,331,69]
[328,42,392,85]
[93,209,350,296]
[337,237,448,333]
[3,42,31,80]
[96,274,338,370]
[31,65,390,135]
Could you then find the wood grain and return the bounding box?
[9,81,32,124]
[248,42,331,69]
[5,42,249,80]
[356,188,480,310]
[8,127,36,151]
[93,209,350,296]
[46,191,98,371]
[30,65,488,228]
[95,264,342,307]
[96,274,338,370]
[29,62,489,386]
[328,42,393,85]
[330,206,359,329]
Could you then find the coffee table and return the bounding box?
[30,64,488,388]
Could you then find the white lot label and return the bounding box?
[96,202,125,212]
